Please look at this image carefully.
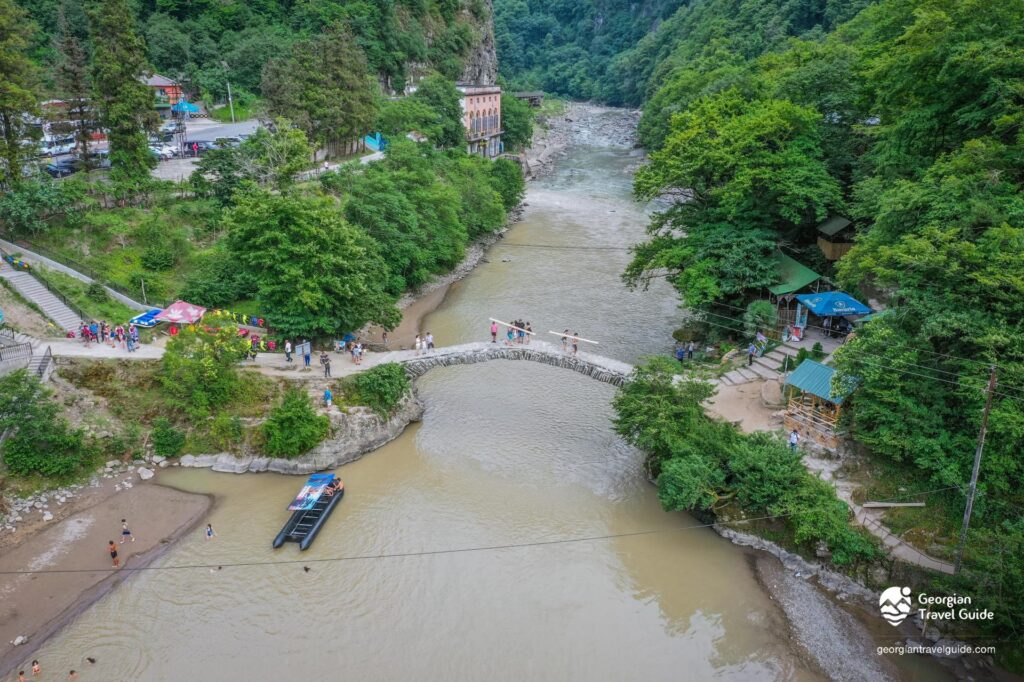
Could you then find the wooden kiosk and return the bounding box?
[784,360,849,450]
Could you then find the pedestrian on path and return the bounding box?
[285,340,293,363]
[687,341,694,360]
[747,342,756,366]
[414,334,422,356]
[108,540,120,568]
[382,331,389,348]
[490,321,498,343]
[321,351,331,377]
[205,524,216,540]
[425,332,434,352]
[789,429,800,452]
[303,342,311,368]
[324,387,333,409]
[353,343,363,365]
[571,332,579,357]
[120,519,134,544]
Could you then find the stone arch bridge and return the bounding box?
[378,341,635,387]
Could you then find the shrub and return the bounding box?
[342,363,410,416]
[743,300,777,337]
[811,341,825,361]
[0,370,92,478]
[151,417,185,456]
[141,244,176,270]
[211,412,244,451]
[86,281,108,302]
[262,388,330,457]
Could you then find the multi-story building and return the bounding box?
[457,84,502,158]
[145,74,184,119]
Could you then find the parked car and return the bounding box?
[45,158,80,177]
[185,140,217,156]
[148,144,176,160]
[160,120,185,134]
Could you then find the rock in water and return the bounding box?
[11,635,27,646]
[42,511,53,522]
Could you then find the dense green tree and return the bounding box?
[52,2,94,166]
[499,92,533,151]
[626,91,840,307]
[262,25,378,152]
[89,0,158,183]
[489,157,525,211]
[411,74,464,148]
[224,188,400,337]
[159,325,250,419]
[0,0,39,187]
[375,97,444,142]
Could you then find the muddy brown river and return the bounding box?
[14,110,951,681]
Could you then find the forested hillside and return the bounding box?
[18,0,495,103]
[597,0,1024,660]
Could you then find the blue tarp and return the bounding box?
[172,100,200,114]
[129,308,163,328]
[796,292,871,317]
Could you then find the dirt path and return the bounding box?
[0,481,210,678]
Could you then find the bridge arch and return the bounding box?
[381,341,635,387]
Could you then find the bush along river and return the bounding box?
[14,105,952,681]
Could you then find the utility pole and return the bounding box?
[226,80,236,124]
[954,364,998,574]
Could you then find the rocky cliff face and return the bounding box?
[460,0,498,85]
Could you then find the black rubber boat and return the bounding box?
[273,475,344,551]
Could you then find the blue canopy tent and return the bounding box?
[795,292,872,317]
[129,308,163,328]
[172,100,200,115]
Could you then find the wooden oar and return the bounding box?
[548,331,599,345]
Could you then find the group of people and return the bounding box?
[17,658,94,681]
[674,341,696,362]
[77,320,140,352]
[413,332,435,356]
[490,319,533,345]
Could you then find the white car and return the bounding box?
[149,144,175,160]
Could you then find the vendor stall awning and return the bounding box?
[129,308,162,328]
[796,291,872,317]
[785,359,852,404]
[172,100,200,114]
[768,253,821,296]
[154,300,206,324]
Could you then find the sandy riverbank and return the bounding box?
[0,479,210,679]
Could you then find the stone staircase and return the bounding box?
[719,344,799,386]
[0,258,81,333]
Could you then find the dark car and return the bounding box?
[183,140,217,156]
[45,158,80,178]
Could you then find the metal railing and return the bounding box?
[26,267,89,324]
[0,340,32,364]
[33,346,53,378]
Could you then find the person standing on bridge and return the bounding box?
[490,321,498,343]
[525,322,533,344]
[571,332,580,357]
[425,331,435,352]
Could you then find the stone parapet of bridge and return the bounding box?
[382,341,635,387]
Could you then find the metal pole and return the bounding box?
[954,364,997,574]
[140,278,147,306]
[226,80,235,124]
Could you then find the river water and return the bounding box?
[15,111,946,681]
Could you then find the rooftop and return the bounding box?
[768,252,820,296]
[785,359,852,404]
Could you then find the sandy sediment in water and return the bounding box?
[0,481,210,678]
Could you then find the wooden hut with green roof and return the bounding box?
[784,359,854,449]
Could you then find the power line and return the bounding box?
[0,486,961,576]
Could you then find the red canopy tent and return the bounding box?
[153,300,207,325]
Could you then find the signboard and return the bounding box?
[288,473,335,511]
[296,342,311,358]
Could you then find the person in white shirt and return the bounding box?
[789,429,800,451]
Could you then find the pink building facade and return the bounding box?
[458,84,503,158]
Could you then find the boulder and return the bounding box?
[158,460,169,468]
[151,455,166,464]
[137,468,154,481]
[105,460,120,468]
[42,511,53,522]
[11,635,27,646]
